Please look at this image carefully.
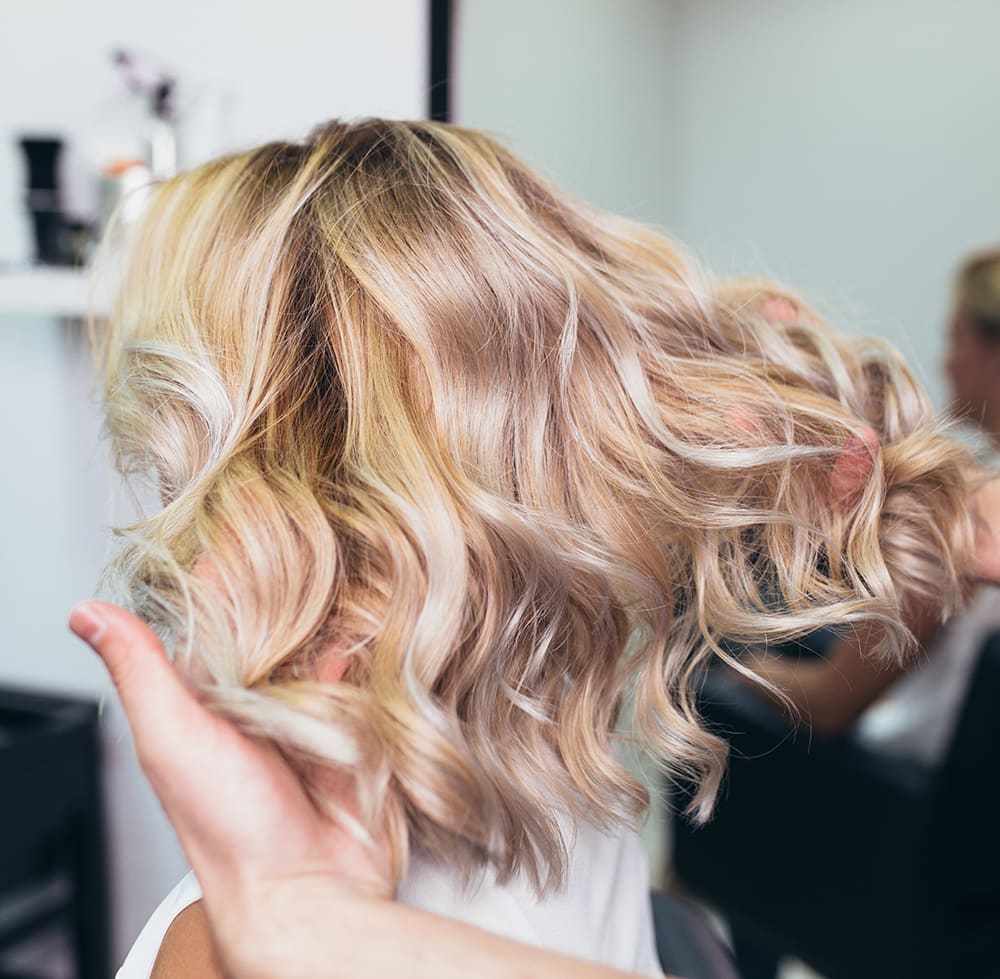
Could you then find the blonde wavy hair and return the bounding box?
[98,118,975,892]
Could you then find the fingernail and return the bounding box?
[70,602,107,644]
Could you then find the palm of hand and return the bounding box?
[166,699,393,902]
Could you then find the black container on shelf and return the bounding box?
[19,136,75,266]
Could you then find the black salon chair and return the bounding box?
[651,890,742,979]
[0,686,110,979]
[671,633,1000,979]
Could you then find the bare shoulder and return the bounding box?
[150,900,225,979]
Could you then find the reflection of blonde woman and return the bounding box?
[91,119,981,977]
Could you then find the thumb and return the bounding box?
[68,600,214,788]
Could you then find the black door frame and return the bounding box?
[429,0,453,121]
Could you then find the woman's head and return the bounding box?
[945,249,1000,442]
[100,118,975,890]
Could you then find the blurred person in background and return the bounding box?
[745,248,1000,765]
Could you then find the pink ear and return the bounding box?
[831,426,878,503]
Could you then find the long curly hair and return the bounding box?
[97,118,975,891]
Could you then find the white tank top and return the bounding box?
[116,820,664,977]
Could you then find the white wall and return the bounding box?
[456,0,680,222]
[1,0,427,962]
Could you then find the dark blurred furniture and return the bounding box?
[0,686,109,979]
[651,890,742,979]
[671,633,1000,979]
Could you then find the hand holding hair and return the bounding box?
[68,601,666,979]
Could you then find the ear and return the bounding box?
[831,426,879,504]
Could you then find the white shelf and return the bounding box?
[0,267,110,318]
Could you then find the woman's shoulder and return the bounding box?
[116,873,203,979]
[116,823,661,978]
